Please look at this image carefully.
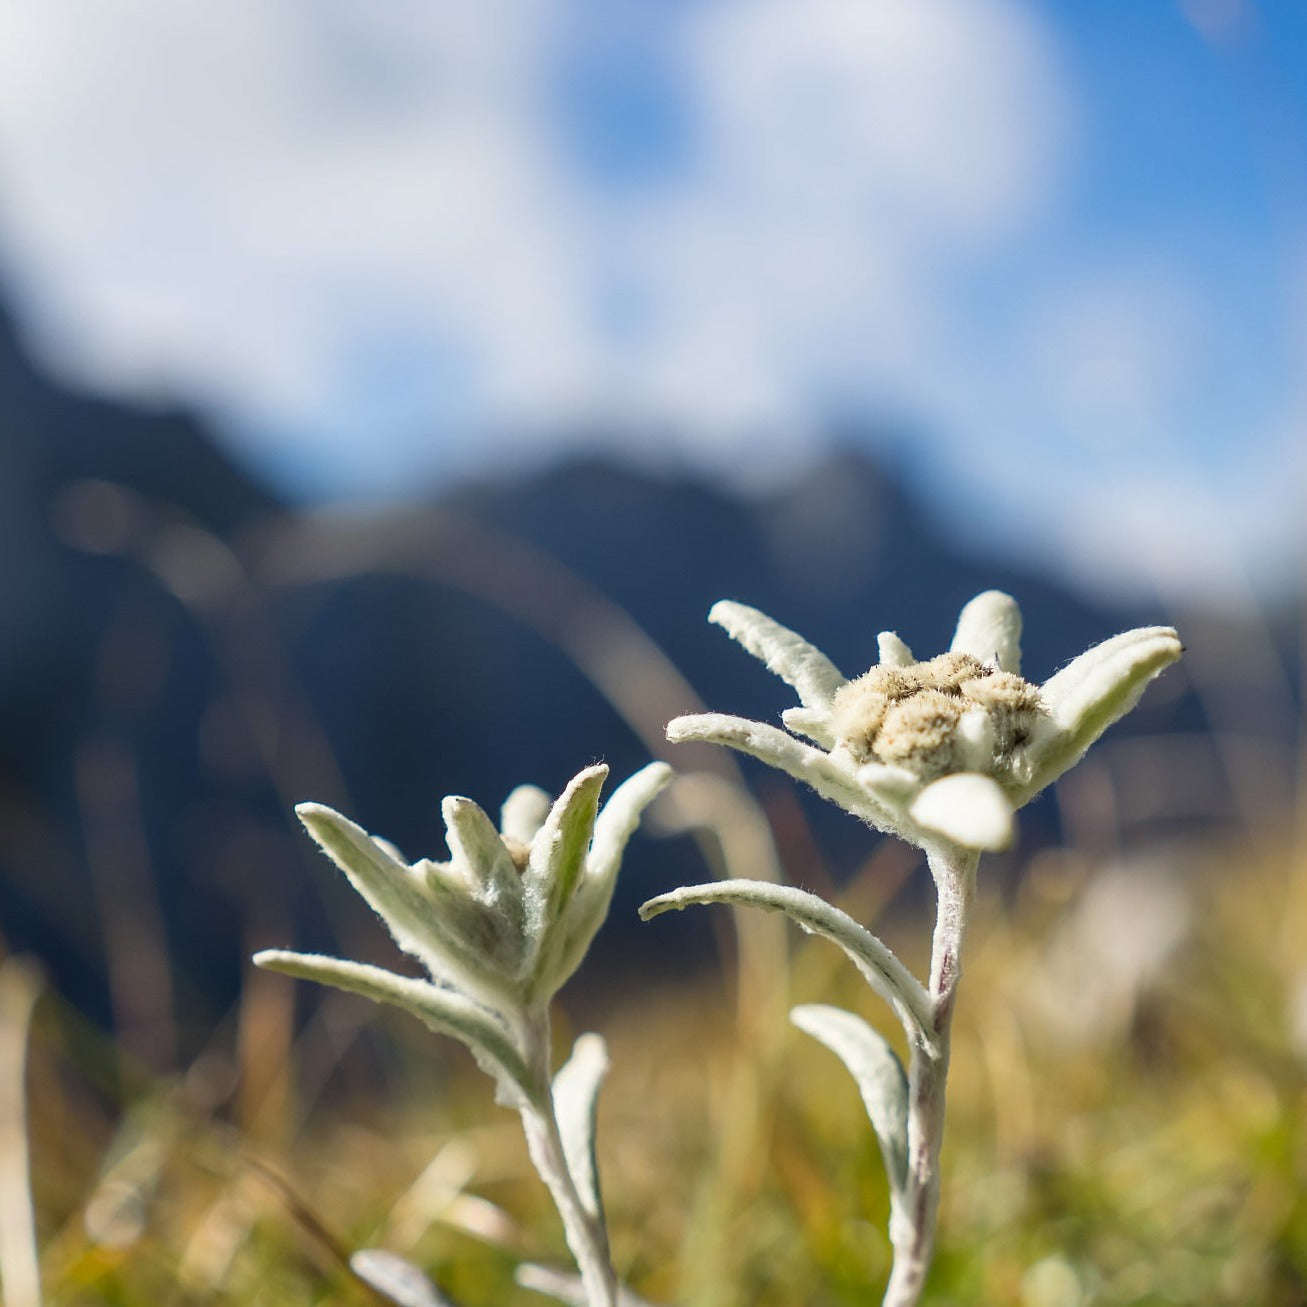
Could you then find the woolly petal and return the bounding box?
[296,803,516,999]
[537,763,673,996]
[442,796,524,923]
[586,762,673,886]
[523,766,608,937]
[709,600,846,709]
[955,708,996,772]
[371,835,409,864]
[501,784,552,845]
[1022,626,1183,797]
[639,880,933,1043]
[877,631,915,667]
[950,590,1023,674]
[666,713,899,832]
[253,950,532,1101]
[522,767,609,999]
[781,705,836,748]
[909,773,1015,851]
[855,761,921,805]
[791,1004,909,1194]
[552,1033,608,1223]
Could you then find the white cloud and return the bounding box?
[0,0,1065,459]
[0,0,596,439]
[0,0,1295,598]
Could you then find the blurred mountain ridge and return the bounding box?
[0,295,1283,1048]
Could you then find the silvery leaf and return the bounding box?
[877,631,915,667]
[1022,626,1183,799]
[538,763,673,996]
[441,796,525,924]
[909,773,1015,852]
[516,1263,657,1307]
[640,880,933,1044]
[523,766,607,940]
[950,590,1023,675]
[586,763,673,889]
[551,1033,608,1223]
[296,803,515,1001]
[665,713,897,833]
[350,1249,456,1307]
[252,951,534,1102]
[523,766,608,996]
[501,784,553,845]
[791,1004,910,1194]
[781,706,836,749]
[709,600,847,709]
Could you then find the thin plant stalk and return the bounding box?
[883,847,976,1307]
[519,1016,620,1307]
[0,959,43,1307]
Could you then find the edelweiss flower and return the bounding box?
[667,591,1182,853]
[256,762,670,1101]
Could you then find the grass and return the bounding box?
[9,822,1306,1307]
[13,496,1306,1302]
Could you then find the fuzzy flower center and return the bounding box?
[828,651,1045,779]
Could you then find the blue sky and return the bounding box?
[0,0,1301,601]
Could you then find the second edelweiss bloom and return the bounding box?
[668,591,1182,853]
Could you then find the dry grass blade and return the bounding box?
[0,959,44,1307]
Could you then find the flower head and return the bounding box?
[667,591,1181,853]
[255,762,670,1102]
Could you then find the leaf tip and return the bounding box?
[251,948,297,973]
[636,895,671,921]
[294,801,349,844]
[664,715,699,744]
[909,772,1015,852]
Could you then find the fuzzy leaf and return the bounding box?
[552,1033,608,1223]
[709,601,846,709]
[296,803,514,1000]
[640,880,932,1042]
[666,713,902,835]
[523,766,607,996]
[781,706,836,749]
[253,950,534,1101]
[539,763,673,996]
[501,784,552,845]
[791,1005,910,1193]
[516,1264,656,1307]
[1023,626,1183,798]
[950,590,1023,674]
[523,767,607,930]
[877,631,915,667]
[587,763,673,888]
[351,1250,456,1307]
[955,708,996,773]
[909,773,1015,852]
[441,796,525,923]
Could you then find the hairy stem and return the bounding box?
[519,1017,619,1307]
[882,847,978,1307]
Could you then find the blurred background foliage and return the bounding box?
[0,1,1305,1303]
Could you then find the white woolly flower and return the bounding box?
[666,591,1182,853]
[255,762,671,1104]
[645,592,1183,1307]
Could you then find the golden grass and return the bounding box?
[11,826,1306,1306]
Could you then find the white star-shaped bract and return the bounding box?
[666,591,1182,854]
[255,762,671,1102]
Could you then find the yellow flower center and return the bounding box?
[829,652,1044,778]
